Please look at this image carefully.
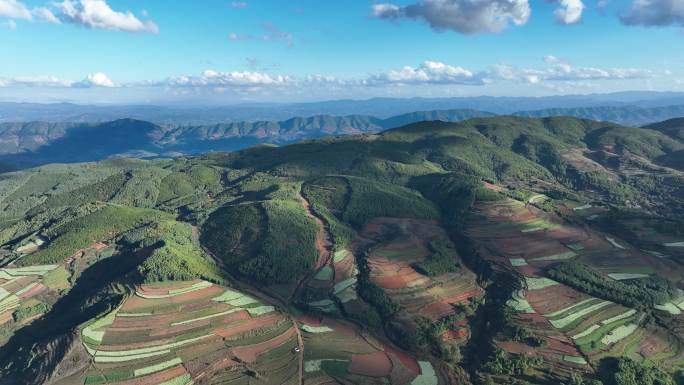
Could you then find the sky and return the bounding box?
[0,0,683,105]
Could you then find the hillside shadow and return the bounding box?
[0,119,159,169]
[0,247,150,383]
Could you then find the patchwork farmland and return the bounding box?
[0,263,69,345]
[298,314,436,385]
[359,218,484,347]
[467,194,684,378]
[77,280,299,385]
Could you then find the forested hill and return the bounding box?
[0,116,683,385]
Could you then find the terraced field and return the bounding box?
[0,263,69,344]
[468,195,684,378]
[298,314,435,385]
[359,218,484,346]
[77,280,299,385]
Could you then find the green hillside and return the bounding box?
[0,116,683,385]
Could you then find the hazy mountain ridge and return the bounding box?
[3,91,684,124]
[0,110,494,167]
[2,103,684,169]
[514,105,684,126]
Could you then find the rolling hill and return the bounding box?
[0,116,683,385]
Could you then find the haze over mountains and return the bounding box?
[3,91,684,124]
[3,92,684,169]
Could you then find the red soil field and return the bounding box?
[482,181,504,192]
[302,197,332,271]
[111,314,175,329]
[17,283,46,299]
[180,300,215,313]
[526,285,587,314]
[420,301,457,321]
[382,345,420,374]
[441,329,468,342]
[112,365,187,385]
[516,265,543,277]
[388,353,420,385]
[231,326,296,363]
[638,334,667,358]
[370,275,410,290]
[183,344,238,376]
[296,314,322,327]
[147,319,214,338]
[119,296,171,312]
[546,226,590,243]
[1,277,32,292]
[543,336,581,356]
[440,289,484,304]
[516,313,549,326]
[497,340,536,356]
[349,351,392,377]
[170,285,224,303]
[0,312,12,325]
[97,335,176,351]
[213,313,282,339]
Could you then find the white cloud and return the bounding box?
[73,72,115,87]
[621,0,684,28]
[0,75,73,87]
[371,0,531,34]
[53,0,159,33]
[165,70,293,88]
[0,0,31,19]
[0,72,115,88]
[554,0,585,24]
[543,55,561,64]
[367,61,486,85]
[33,7,60,23]
[231,1,248,9]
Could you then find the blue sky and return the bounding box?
[0,0,683,104]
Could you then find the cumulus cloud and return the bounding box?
[53,0,159,33]
[72,72,115,87]
[231,1,248,9]
[164,70,293,88]
[554,0,585,24]
[229,22,293,46]
[0,72,115,88]
[371,0,531,34]
[33,7,60,23]
[0,0,31,19]
[621,0,684,27]
[367,61,486,85]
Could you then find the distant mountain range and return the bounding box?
[3,91,684,124]
[0,110,497,168]
[2,99,684,169]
